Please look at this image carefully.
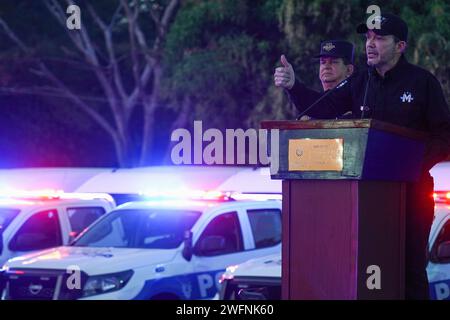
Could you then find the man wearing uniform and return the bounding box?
[274,13,450,299]
[275,40,354,119]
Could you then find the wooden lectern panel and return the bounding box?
[282,180,405,300]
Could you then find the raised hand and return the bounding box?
[274,54,295,90]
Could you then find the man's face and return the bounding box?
[319,57,352,85]
[365,30,398,67]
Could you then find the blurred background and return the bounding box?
[0,0,448,168]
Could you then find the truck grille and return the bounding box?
[220,276,281,300]
[3,269,85,300]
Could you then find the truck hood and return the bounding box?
[231,253,281,278]
[3,246,178,275]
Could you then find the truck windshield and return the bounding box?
[0,208,20,232]
[72,209,201,249]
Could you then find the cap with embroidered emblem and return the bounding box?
[356,13,408,41]
[313,40,355,63]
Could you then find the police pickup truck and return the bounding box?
[0,190,115,294]
[0,190,115,267]
[0,193,281,300]
[218,202,450,300]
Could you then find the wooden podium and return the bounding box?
[261,119,427,300]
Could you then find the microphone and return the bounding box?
[296,77,350,120]
[360,66,373,119]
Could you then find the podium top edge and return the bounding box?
[260,119,428,140]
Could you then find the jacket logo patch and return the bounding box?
[400,91,414,103]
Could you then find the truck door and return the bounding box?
[428,216,450,300]
[190,211,255,299]
[8,209,63,256]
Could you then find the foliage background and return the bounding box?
[0,0,448,167]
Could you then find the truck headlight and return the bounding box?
[83,270,133,297]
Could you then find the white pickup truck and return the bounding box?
[0,191,115,267]
[0,195,281,300]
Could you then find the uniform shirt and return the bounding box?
[288,56,450,172]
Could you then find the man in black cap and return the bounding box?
[275,40,354,120]
[315,40,355,91]
[274,40,355,120]
[275,12,450,299]
[275,39,354,96]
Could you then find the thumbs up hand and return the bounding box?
[274,54,295,90]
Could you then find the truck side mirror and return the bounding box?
[182,230,193,261]
[196,235,227,255]
[437,240,450,261]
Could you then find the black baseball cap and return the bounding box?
[356,13,408,41]
[313,40,355,64]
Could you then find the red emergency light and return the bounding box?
[433,191,450,203]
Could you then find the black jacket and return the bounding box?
[288,56,450,172]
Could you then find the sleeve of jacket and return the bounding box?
[287,78,352,119]
[423,74,450,172]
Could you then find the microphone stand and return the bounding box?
[360,67,373,119]
[296,77,350,120]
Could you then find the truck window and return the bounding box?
[9,209,62,252]
[67,207,106,236]
[195,212,243,256]
[73,209,201,249]
[431,219,450,262]
[0,208,20,231]
[247,209,281,249]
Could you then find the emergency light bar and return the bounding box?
[0,189,64,200]
[0,189,114,203]
[140,189,233,201]
[230,193,282,201]
[139,189,281,202]
[433,191,450,204]
[0,199,36,206]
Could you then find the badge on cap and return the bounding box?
[323,43,336,52]
[373,15,386,26]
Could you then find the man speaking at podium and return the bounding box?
[274,13,450,299]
